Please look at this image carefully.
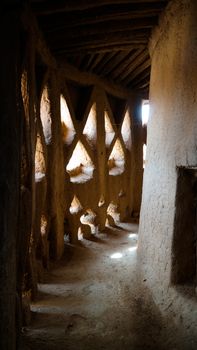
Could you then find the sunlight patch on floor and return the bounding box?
[110,252,123,259]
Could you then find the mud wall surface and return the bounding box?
[19,7,143,297]
[0,5,144,349]
[138,0,197,343]
[61,81,142,242]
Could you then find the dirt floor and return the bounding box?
[21,222,194,350]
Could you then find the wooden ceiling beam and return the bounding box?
[93,52,118,75]
[99,51,133,77]
[54,44,147,56]
[80,54,97,71]
[46,21,155,40]
[47,30,150,51]
[33,0,168,15]
[132,79,150,90]
[118,49,149,83]
[106,50,134,78]
[95,51,121,75]
[78,54,93,70]
[30,1,171,94]
[127,67,150,88]
[59,61,133,98]
[113,49,146,81]
[122,58,151,85]
[137,80,150,90]
[88,53,106,72]
[42,17,158,35]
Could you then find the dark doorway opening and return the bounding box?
[171,167,197,285]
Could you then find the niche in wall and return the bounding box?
[171,167,197,285]
[121,108,132,150]
[66,141,94,183]
[69,195,83,214]
[104,110,115,147]
[108,138,125,176]
[83,102,97,148]
[40,85,52,145]
[60,94,76,145]
[35,134,46,182]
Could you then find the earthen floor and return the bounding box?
[22,222,184,350]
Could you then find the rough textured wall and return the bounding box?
[19,5,143,302]
[0,8,21,350]
[138,0,197,342]
[61,82,139,242]
[18,8,66,326]
[0,6,144,348]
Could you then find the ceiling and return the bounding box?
[31,0,170,94]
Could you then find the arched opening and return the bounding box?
[66,141,94,183]
[69,195,83,214]
[35,134,46,182]
[108,138,125,176]
[121,108,132,150]
[60,94,76,145]
[40,85,52,145]
[83,102,97,147]
[104,110,115,147]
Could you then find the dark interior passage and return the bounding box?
[1,1,197,350]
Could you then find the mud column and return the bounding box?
[96,88,107,231]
